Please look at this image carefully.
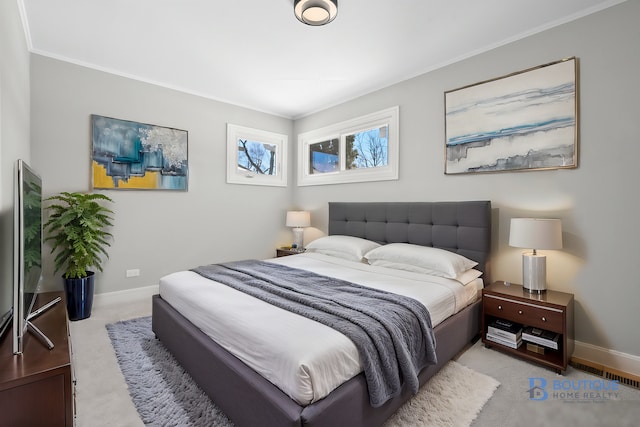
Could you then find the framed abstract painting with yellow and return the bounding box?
[91,115,188,190]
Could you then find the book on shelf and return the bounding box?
[526,342,546,355]
[487,319,522,341]
[485,332,523,349]
[522,326,559,350]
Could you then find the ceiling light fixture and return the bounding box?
[294,0,338,26]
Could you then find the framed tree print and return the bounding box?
[226,124,288,187]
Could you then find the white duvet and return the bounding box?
[159,252,481,405]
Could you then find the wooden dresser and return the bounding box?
[0,291,74,426]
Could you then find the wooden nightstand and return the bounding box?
[276,248,306,257]
[482,281,574,374]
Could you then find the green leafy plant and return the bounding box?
[44,192,114,279]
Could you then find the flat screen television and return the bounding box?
[12,159,60,354]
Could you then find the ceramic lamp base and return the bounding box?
[292,227,304,249]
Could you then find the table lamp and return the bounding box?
[286,211,310,250]
[509,218,563,293]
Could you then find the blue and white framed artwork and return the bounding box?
[445,57,578,174]
[92,115,188,190]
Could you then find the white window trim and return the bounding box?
[297,106,399,186]
[226,124,288,187]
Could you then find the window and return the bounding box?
[309,138,339,174]
[346,126,389,170]
[297,106,399,186]
[226,124,288,186]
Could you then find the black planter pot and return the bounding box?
[64,271,95,321]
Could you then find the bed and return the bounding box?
[152,201,492,427]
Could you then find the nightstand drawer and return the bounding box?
[484,294,564,333]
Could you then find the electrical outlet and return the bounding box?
[126,269,140,278]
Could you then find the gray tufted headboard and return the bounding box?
[328,201,492,282]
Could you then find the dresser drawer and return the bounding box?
[483,294,564,333]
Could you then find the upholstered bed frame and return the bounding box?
[152,201,492,427]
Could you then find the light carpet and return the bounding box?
[107,316,500,427]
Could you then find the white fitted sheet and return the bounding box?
[159,253,481,405]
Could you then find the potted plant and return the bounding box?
[44,192,114,320]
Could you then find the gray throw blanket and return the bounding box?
[191,260,437,407]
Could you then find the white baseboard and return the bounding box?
[93,285,159,307]
[573,340,640,377]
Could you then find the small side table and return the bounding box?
[276,248,306,257]
[482,281,574,374]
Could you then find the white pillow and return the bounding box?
[363,243,478,279]
[454,268,483,285]
[305,235,381,262]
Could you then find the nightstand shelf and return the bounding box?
[482,281,574,374]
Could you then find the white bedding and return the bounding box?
[159,252,482,405]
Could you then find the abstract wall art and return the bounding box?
[444,57,578,174]
[92,115,188,190]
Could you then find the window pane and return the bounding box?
[309,138,339,174]
[237,139,277,175]
[297,106,398,186]
[346,126,389,170]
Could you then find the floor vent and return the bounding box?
[605,371,640,390]
[570,359,603,376]
[570,357,640,390]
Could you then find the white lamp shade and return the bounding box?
[286,211,311,228]
[509,218,562,250]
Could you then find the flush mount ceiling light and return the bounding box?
[294,0,338,26]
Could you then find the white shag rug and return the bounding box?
[383,360,500,427]
[107,317,499,427]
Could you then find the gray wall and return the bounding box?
[0,0,31,329]
[293,1,640,357]
[21,1,640,359]
[30,57,294,294]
